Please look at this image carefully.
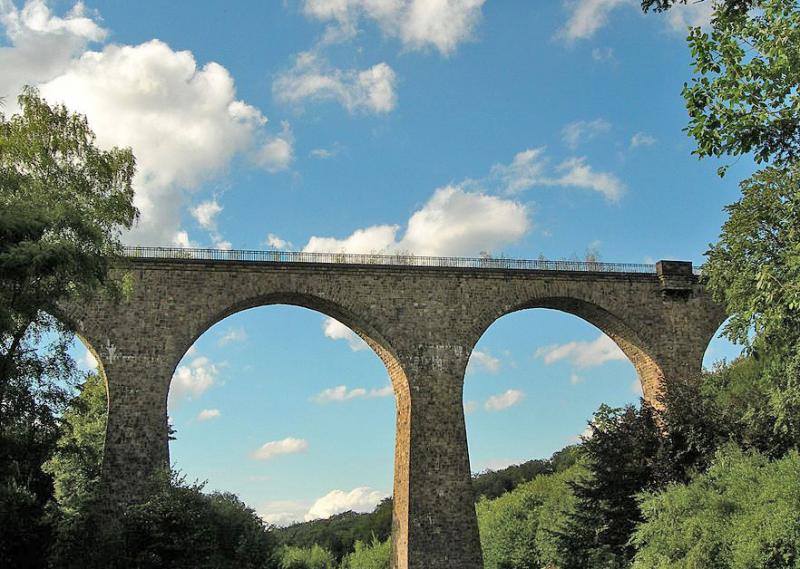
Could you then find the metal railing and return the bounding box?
[120,246,667,274]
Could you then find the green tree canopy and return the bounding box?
[633,446,800,568]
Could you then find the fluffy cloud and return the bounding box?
[535,333,626,368]
[197,408,221,421]
[0,0,106,104]
[630,132,657,148]
[490,148,549,194]
[485,389,525,411]
[314,385,367,402]
[191,199,223,231]
[490,147,624,201]
[562,118,611,148]
[305,185,530,256]
[264,233,292,250]
[558,0,630,42]
[218,326,248,346]
[552,157,624,202]
[170,355,219,405]
[258,500,310,527]
[251,437,309,461]
[464,400,478,414]
[254,120,294,172]
[322,317,369,351]
[1,3,292,247]
[467,350,501,375]
[304,487,388,521]
[313,383,393,403]
[274,52,396,114]
[36,38,282,245]
[302,0,485,56]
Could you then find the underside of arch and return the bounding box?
[480,297,666,405]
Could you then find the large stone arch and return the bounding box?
[468,296,665,404]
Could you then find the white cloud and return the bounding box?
[314,383,393,402]
[551,157,625,202]
[37,39,274,246]
[535,334,626,368]
[305,185,530,257]
[369,384,393,398]
[218,326,247,346]
[562,118,611,149]
[559,0,714,43]
[570,372,584,385]
[255,120,294,172]
[630,132,657,148]
[170,354,219,404]
[191,199,223,230]
[485,389,525,411]
[464,400,478,414]
[0,1,293,248]
[322,317,368,351]
[304,486,387,521]
[0,0,106,104]
[265,233,293,250]
[314,384,367,402]
[631,379,643,395]
[259,500,310,527]
[559,0,631,42]
[489,147,624,201]
[274,51,396,114]
[490,147,549,194]
[467,350,500,375]
[302,0,485,56]
[78,347,98,370]
[310,147,336,159]
[197,408,221,421]
[251,437,309,461]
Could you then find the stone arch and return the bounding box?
[469,296,665,404]
[175,291,409,400]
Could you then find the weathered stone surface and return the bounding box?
[73,257,725,569]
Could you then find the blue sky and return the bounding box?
[3,0,747,525]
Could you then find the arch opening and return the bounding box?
[165,303,401,560]
[463,306,645,476]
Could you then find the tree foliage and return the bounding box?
[681,0,800,174]
[476,463,585,569]
[53,473,279,569]
[340,537,390,569]
[43,372,107,514]
[0,87,136,569]
[633,446,800,568]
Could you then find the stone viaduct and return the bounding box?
[70,247,726,569]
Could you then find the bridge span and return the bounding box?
[72,247,725,569]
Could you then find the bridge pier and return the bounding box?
[392,344,482,569]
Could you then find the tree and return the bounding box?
[340,536,391,569]
[43,372,107,514]
[632,446,800,569]
[0,88,136,569]
[704,164,800,448]
[476,463,586,569]
[553,404,663,569]
[52,472,280,569]
[655,0,800,176]
[641,0,756,15]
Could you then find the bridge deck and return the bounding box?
[121,246,699,275]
